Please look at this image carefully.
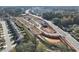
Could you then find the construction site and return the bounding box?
[0,8,79,52]
[13,10,79,52]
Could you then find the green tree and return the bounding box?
[73,16,79,25]
[52,18,62,28]
[15,41,36,52]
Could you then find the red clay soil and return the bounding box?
[45,37,62,45]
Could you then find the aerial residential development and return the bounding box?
[0,6,79,52]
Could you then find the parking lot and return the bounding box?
[0,22,6,51]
